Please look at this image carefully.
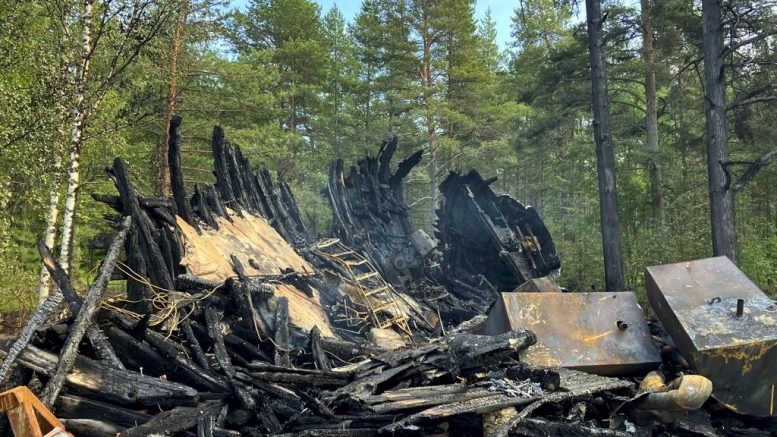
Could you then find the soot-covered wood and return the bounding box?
[434,169,561,302]
[324,136,425,286]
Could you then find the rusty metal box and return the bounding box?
[646,257,777,416]
[482,292,660,376]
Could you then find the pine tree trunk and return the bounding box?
[640,0,664,225]
[420,0,437,231]
[157,0,189,197]
[702,0,738,262]
[58,0,94,275]
[585,0,626,291]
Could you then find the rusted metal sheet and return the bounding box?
[646,257,777,416]
[482,292,660,375]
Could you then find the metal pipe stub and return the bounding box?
[646,257,777,416]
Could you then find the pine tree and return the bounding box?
[232,0,328,136]
[320,6,359,159]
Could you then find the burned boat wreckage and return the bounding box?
[1,116,775,436]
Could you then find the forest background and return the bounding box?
[1,0,775,315]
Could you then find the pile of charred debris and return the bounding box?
[1,115,776,436]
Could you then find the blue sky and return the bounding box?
[233,1,516,49]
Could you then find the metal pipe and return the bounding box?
[736,299,745,317]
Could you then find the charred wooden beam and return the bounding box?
[435,170,561,298]
[211,126,235,204]
[111,157,175,305]
[38,240,124,369]
[141,328,230,392]
[176,274,223,292]
[56,394,151,429]
[182,320,210,369]
[168,115,196,227]
[205,305,234,378]
[322,139,425,286]
[193,184,219,229]
[309,326,330,371]
[59,419,124,437]
[0,341,198,407]
[119,400,224,437]
[273,297,290,367]
[40,216,131,406]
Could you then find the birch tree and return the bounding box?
[37,3,75,302]
[54,0,176,276]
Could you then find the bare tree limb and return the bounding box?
[722,150,777,192]
[727,83,777,110]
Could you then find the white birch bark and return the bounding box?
[38,4,75,302]
[58,0,94,275]
[37,149,64,302]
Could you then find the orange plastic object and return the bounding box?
[0,386,72,437]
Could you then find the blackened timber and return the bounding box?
[203,184,228,220]
[119,400,224,437]
[150,206,178,228]
[182,320,210,369]
[324,139,425,285]
[198,414,215,437]
[445,329,537,369]
[157,226,177,281]
[435,170,560,297]
[279,176,308,242]
[205,306,234,378]
[37,239,124,369]
[260,168,291,241]
[175,274,223,291]
[125,230,151,313]
[193,184,218,228]
[511,418,631,437]
[0,341,198,407]
[112,158,175,299]
[40,216,131,406]
[211,126,235,204]
[59,419,124,437]
[274,297,290,367]
[488,370,633,437]
[168,115,196,227]
[105,326,167,373]
[309,326,331,371]
[141,328,230,392]
[223,331,271,362]
[224,142,254,213]
[56,394,151,429]
[248,371,348,387]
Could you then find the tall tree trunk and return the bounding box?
[702,0,737,263]
[585,0,626,291]
[640,0,664,225]
[419,0,438,231]
[37,147,64,303]
[58,0,95,275]
[38,56,72,303]
[157,0,189,198]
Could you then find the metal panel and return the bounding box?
[646,257,777,416]
[482,292,660,376]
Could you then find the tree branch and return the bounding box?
[722,150,777,192]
